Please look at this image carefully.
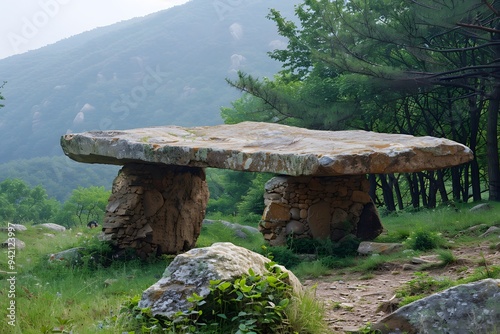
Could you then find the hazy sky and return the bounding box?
[0,0,190,59]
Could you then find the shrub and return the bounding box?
[118,262,302,333]
[404,229,445,251]
[265,246,301,269]
[287,235,360,257]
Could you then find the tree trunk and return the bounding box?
[468,97,482,202]
[388,174,404,210]
[368,174,378,204]
[451,166,462,202]
[379,174,396,211]
[436,170,449,204]
[487,85,500,201]
[418,172,428,208]
[427,171,437,209]
[406,173,420,208]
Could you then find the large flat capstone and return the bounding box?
[61,122,472,176]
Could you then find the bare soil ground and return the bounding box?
[305,240,500,333]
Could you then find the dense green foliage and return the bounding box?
[223,0,500,208]
[0,178,110,227]
[0,179,59,224]
[0,156,118,201]
[207,169,273,223]
[54,186,110,227]
[120,263,308,334]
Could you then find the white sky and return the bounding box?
[0,0,190,60]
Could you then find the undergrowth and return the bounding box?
[115,262,329,334]
[1,202,499,332]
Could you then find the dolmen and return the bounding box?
[61,121,473,258]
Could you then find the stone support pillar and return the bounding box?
[260,175,383,246]
[101,163,209,259]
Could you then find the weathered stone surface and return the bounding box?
[38,223,66,232]
[479,225,500,238]
[372,279,500,334]
[0,224,27,232]
[357,242,403,255]
[103,163,209,258]
[261,175,383,244]
[138,242,302,318]
[308,201,331,239]
[469,203,491,212]
[1,238,25,250]
[286,220,305,235]
[262,202,290,222]
[61,122,473,176]
[49,247,85,265]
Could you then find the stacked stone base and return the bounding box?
[101,163,209,259]
[260,175,383,246]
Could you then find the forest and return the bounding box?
[222,0,500,211]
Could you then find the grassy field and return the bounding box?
[0,202,499,333]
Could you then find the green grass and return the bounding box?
[0,224,167,333]
[0,202,499,333]
[0,221,267,333]
[195,220,264,251]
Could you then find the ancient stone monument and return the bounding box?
[61,122,473,258]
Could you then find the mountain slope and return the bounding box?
[0,0,298,163]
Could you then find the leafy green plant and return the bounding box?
[404,229,446,251]
[119,262,298,333]
[264,246,301,269]
[435,249,457,266]
[355,323,383,333]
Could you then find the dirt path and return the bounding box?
[306,241,500,333]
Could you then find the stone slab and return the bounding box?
[61,122,473,176]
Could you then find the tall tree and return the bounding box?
[225,0,498,204]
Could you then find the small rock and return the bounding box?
[376,295,400,314]
[339,302,354,310]
[466,223,489,232]
[43,233,55,238]
[49,247,85,265]
[357,241,403,255]
[402,264,420,271]
[411,255,440,265]
[234,229,248,239]
[38,223,66,232]
[285,220,305,235]
[1,238,25,250]
[478,226,500,238]
[469,203,491,212]
[10,224,28,232]
[104,279,118,287]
